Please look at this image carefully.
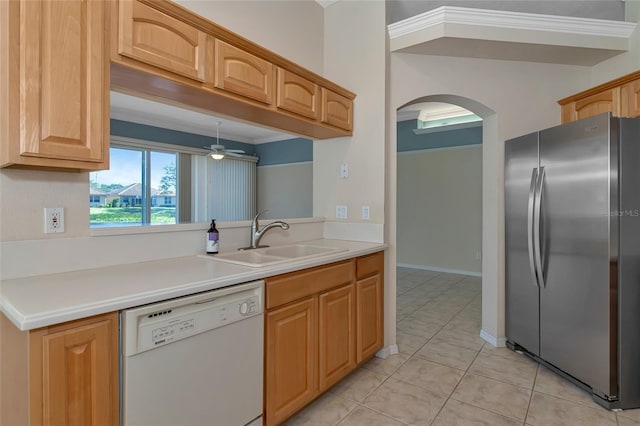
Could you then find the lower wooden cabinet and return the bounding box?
[264,252,384,425]
[1,312,119,426]
[356,251,385,363]
[357,275,384,363]
[319,283,356,390]
[265,297,318,425]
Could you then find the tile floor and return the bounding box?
[285,267,640,425]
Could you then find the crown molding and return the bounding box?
[396,110,421,122]
[388,6,636,40]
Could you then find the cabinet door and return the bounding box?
[265,297,318,426]
[277,68,318,119]
[563,87,621,123]
[12,0,108,169]
[356,274,383,363]
[622,79,640,118]
[321,88,353,131]
[118,0,207,82]
[319,284,356,391]
[30,312,119,426]
[214,39,274,105]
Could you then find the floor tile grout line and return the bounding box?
[424,285,485,425]
[523,363,539,425]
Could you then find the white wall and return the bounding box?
[316,1,387,243]
[257,163,313,219]
[397,146,482,274]
[390,54,592,344]
[175,0,324,74]
[318,1,393,349]
[0,1,326,279]
[591,1,640,85]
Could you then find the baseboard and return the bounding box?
[375,344,399,359]
[480,329,507,347]
[396,262,482,277]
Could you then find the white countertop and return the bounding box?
[0,239,386,331]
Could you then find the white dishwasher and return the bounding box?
[120,280,264,426]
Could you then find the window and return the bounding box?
[90,144,178,227]
[91,136,258,228]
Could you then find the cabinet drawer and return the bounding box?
[214,39,274,105]
[277,68,318,119]
[321,88,353,131]
[356,251,384,280]
[118,0,208,82]
[266,260,355,309]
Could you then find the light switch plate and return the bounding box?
[361,205,370,220]
[336,205,348,219]
[340,163,349,178]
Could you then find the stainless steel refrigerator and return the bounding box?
[505,112,640,409]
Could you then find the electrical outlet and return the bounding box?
[44,207,64,233]
[361,205,370,220]
[336,205,348,219]
[340,163,349,178]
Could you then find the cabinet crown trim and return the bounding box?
[558,69,640,105]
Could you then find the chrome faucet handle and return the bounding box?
[254,209,268,221]
[252,210,268,229]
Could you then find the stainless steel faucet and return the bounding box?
[248,210,289,249]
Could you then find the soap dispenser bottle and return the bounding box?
[206,219,219,254]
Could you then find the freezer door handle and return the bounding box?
[534,166,546,288]
[527,167,540,288]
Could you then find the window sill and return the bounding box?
[90,217,326,237]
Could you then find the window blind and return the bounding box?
[207,157,257,221]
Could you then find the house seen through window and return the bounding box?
[90,146,178,227]
[89,137,258,227]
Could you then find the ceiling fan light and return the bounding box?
[211,152,224,160]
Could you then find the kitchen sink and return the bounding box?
[201,244,347,267]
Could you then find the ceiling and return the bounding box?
[110,92,299,144]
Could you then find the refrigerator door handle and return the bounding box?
[527,167,540,288]
[534,166,546,288]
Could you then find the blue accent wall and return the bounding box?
[254,138,312,166]
[397,119,482,152]
[110,119,256,154]
[110,119,312,165]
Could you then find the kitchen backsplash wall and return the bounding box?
[0,219,324,280]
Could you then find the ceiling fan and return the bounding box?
[204,121,245,160]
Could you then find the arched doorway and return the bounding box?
[387,94,503,353]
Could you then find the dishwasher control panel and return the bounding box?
[121,281,264,356]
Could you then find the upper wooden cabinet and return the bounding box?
[277,68,319,120]
[118,0,208,82]
[322,88,354,132]
[622,79,640,118]
[1,0,109,170]
[110,0,355,140]
[214,40,274,105]
[559,70,640,123]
